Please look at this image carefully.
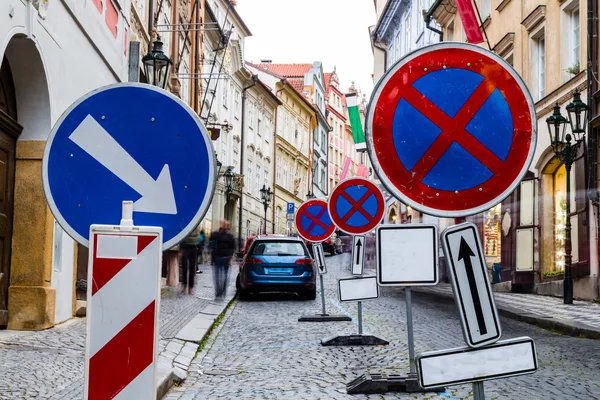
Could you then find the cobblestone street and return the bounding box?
[166,253,600,400]
[0,263,234,399]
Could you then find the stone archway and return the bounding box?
[2,34,54,330]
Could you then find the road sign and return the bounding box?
[328,177,385,235]
[442,222,502,348]
[417,336,537,389]
[339,276,379,302]
[287,202,295,214]
[85,225,162,400]
[351,235,365,275]
[286,213,295,221]
[366,42,536,217]
[376,224,438,286]
[312,243,326,275]
[295,199,336,242]
[42,83,215,249]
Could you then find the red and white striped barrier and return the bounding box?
[84,226,162,400]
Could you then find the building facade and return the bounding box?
[248,64,317,235]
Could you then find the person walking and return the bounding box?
[180,225,201,295]
[209,220,236,300]
[197,229,206,273]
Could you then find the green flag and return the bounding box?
[346,93,366,152]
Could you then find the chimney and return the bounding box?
[260,59,272,63]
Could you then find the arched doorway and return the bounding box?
[0,55,22,326]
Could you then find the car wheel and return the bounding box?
[303,289,316,300]
[236,275,250,301]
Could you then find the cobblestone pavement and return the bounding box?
[166,253,600,400]
[0,262,234,399]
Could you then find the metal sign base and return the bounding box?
[320,334,389,346]
[298,314,352,322]
[346,372,445,395]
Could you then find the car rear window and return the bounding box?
[251,241,308,256]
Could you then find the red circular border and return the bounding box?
[328,177,385,235]
[295,199,336,242]
[370,47,533,214]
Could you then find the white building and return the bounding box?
[0,0,129,329]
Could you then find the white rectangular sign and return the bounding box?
[417,337,537,388]
[312,243,326,275]
[376,224,438,286]
[85,225,163,400]
[442,222,501,348]
[338,276,379,302]
[351,235,366,275]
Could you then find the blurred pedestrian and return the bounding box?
[196,229,206,273]
[180,225,201,295]
[209,220,235,300]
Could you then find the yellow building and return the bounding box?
[248,64,318,234]
[427,0,598,299]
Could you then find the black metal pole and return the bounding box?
[263,203,268,234]
[564,139,574,304]
[226,191,231,221]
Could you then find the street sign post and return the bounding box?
[42,83,216,250]
[84,204,162,400]
[351,235,365,275]
[312,243,327,275]
[366,42,536,218]
[297,199,350,323]
[328,177,385,235]
[442,222,502,348]
[339,276,379,302]
[376,225,439,286]
[417,337,537,389]
[295,199,336,242]
[328,178,385,343]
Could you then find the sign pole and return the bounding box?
[357,301,363,335]
[473,382,485,400]
[320,274,327,315]
[405,287,416,376]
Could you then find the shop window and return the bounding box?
[553,164,579,271]
[484,204,502,259]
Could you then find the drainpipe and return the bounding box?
[273,82,285,234]
[424,0,444,41]
[238,74,258,244]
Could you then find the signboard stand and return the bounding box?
[321,235,388,347]
[84,201,162,400]
[297,203,351,323]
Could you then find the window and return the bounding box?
[251,240,308,257]
[179,61,190,104]
[264,169,269,187]
[276,206,282,233]
[277,110,283,136]
[248,102,254,130]
[571,8,580,67]
[256,167,261,194]
[395,31,401,62]
[404,15,411,54]
[481,0,491,20]
[536,34,546,99]
[276,163,281,185]
[247,161,253,194]
[234,90,240,118]
[417,0,424,33]
[320,166,326,191]
[284,114,289,141]
[257,112,263,138]
[222,80,229,108]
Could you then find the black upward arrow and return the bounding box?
[355,238,363,265]
[458,237,487,335]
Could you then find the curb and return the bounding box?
[413,288,600,341]
[156,294,237,399]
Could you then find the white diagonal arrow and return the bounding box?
[69,114,177,215]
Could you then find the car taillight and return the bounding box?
[245,257,263,265]
[295,258,312,265]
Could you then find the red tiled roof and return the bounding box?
[288,78,305,95]
[324,73,333,97]
[254,63,312,78]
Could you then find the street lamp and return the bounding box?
[142,37,173,89]
[306,191,316,199]
[216,157,223,176]
[545,92,589,305]
[224,167,234,220]
[260,184,273,234]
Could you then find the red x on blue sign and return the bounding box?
[366,43,536,217]
[329,177,385,235]
[295,199,336,242]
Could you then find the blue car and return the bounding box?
[236,236,316,300]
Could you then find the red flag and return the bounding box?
[455,0,484,44]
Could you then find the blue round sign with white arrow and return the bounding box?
[42,83,216,249]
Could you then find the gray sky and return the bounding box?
[235,0,376,97]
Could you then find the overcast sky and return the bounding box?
[235,0,376,98]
